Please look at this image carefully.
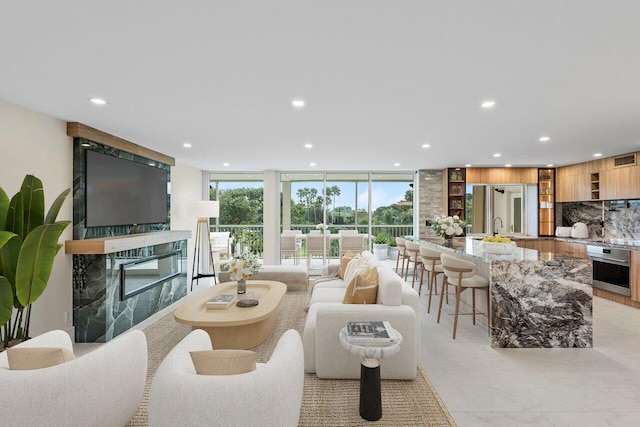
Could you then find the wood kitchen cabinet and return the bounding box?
[600,166,640,200]
[447,168,466,220]
[556,173,590,202]
[631,250,640,303]
[538,168,555,236]
[554,241,587,258]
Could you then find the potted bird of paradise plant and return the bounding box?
[0,175,70,349]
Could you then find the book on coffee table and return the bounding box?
[206,294,236,309]
[345,321,399,345]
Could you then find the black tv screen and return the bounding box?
[85,150,168,227]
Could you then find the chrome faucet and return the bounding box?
[493,217,504,236]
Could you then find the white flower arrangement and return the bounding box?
[315,223,326,233]
[431,214,465,237]
[226,251,261,281]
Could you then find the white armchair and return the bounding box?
[0,329,147,427]
[148,329,304,427]
[210,231,231,259]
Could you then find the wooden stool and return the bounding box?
[403,241,423,289]
[395,237,408,276]
[418,246,444,313]
[437,254,490,340]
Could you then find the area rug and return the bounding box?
[127,290,456,426]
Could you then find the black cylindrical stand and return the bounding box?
[359,363,382,421]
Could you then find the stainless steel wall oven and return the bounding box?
[586,245,631,297]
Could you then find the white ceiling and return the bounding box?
[2,1,640,172]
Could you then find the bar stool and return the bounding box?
[418,246,444,313]
[403,241,422,289]
[437,254,490,339]
[395,237,408,276]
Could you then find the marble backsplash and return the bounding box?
[559,199,640,240]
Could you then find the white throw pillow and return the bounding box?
[343,255,369,286]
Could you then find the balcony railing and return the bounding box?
[212,224,413,257]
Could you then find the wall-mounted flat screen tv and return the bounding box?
[85,150,168,227]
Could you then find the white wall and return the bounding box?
[170,163,204,287]
[0,99,74,336]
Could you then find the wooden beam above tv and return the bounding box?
[67,122,175,166]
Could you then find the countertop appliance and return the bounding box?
[555,227,573,237]
[586,245,631,296]
[571,222,589,239]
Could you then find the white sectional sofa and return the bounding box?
[303,251,419,379]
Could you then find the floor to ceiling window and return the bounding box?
[209,173,264,256]
[280,172,414,271]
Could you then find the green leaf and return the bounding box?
[20,175,44,235]
[6,192,24,239]
[0,235,22,292]
[0,187,9,230]
[44,188,70,224]
[15,221,70,306]
[0,276,13,327]
[0,231,16,250]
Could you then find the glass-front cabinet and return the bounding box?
[447,168,466,221]
[538,168,555,236]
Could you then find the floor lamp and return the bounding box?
[189,200,220,290]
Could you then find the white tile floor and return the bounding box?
[410,269,640,427]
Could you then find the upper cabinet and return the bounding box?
[556,152,640,202]
[600,165,640,200]
[466,167,537,184]
[556,173,590,202]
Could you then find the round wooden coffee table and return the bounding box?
[174,280,286,349]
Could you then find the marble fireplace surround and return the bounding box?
[67,123,190,343]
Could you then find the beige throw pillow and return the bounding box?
[343,267,379,304]
[7,347,76,370]
[190,349,257,375]
[338,250,355,279]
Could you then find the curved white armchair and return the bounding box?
[0,329,147,427]
[148,328,304,427]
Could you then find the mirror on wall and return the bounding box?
[466,184,525,235]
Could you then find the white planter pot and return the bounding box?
[388,247,399,260]
[373,244,389,260]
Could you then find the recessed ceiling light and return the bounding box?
[546,164,554,167]
[505,164,512,167]
[481,100,496,109]
[593,153,602,157]
[292,99,305,108]
[465,164,471,167]
[493,153,501,158]
[422,144,430,149]
[310,162,316,167]
[539,136,551,142]
[90,98,107,105]
[148,162,155,166]
[394,163,400,167]
[182,143,192,148]
[223,162,230,167]
[81,142,91,147]
[304,143,313,149]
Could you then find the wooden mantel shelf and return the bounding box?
[65,230,191,255]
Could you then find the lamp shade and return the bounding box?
[188,200,220,218]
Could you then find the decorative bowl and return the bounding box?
[480,241,517,254]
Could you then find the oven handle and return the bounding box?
[588,255,630,266]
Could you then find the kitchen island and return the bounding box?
[415,237,593,348]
